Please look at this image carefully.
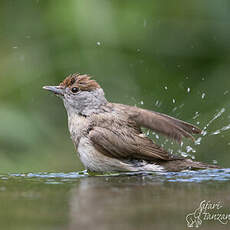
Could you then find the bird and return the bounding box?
[43,73,218,172]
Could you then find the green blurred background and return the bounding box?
[0,0,230,173]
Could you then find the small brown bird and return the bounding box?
[43,73,218,172]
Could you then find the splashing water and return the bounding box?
[194,137,202,145]
[211,124,230,136]
[193,112,200,120]
[172,106,177,113]
[186,146,196,153]
[179,150,189,158]
[200,108,226,139]
[191,107,228,153]
[204,108,225,131]
[149,91,228,159]
[155,100,162,107]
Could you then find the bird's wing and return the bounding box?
[89,126,172,161]
[114,103,201,143]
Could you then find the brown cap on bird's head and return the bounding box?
[59,73,101,91]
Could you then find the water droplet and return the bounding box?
[205,108,225,129]
[211,130,221,135]
[140,101,144,105]
[193,112,200,119]
[201,93,205,99]
[187,88,191,93]
[201,130,207,136]
[155,100,162,107]
[96,41,101,46]
[222,124,230,131]
[186,146,196,153]
[181,152,188,157]
[168,149,173,154]
[164,86,168,90]
[172,107,177,112]
[210,124,230,136]
[194,137,202,145]
[172,98,176,104]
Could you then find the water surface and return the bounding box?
[1,169,230,230]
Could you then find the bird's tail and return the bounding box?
[161,159,219,172]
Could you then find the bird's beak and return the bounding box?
[42,86,64,96]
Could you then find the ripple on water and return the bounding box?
[0,168,229,184]
[7,171,89,184]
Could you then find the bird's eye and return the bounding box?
[71,87,79,93]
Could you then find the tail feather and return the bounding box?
[161,159,219,172]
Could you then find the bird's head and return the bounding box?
[43,73,107,116]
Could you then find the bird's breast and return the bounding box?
[67,113,90,147]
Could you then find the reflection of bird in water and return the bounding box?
[67,176,212,230]
[68,177,161,230]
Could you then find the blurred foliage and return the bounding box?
[0,0,230,173]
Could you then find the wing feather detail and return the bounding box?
[114,104,201,143]
[89,127,172,161]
